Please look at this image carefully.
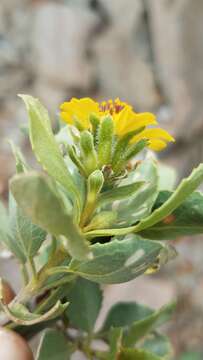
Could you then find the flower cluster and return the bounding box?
[60,97,174,178]
[60,97,174,151]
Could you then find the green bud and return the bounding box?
[80,170,104,228]
[89,112,100,142]
[113,139,148,175]
[80,131,98,176]
[124,139,148,162]
[112,127,145,171]
[98,115,114,167]
[87,170,104,200]
[68,145,87,177]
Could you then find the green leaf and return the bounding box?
[116,159,159,226]
[133,163,203,233]
[0,198,28,263]
[142,333,173,359]
[85,163,203,238]
[118,348,162,360]
[9,140,30,173]
[36,329,70,360]
[97,181,145,208]
[124,302,175,346]
[68,235,165,284]
[84,211,117,232]
[85,159,159,237]
[107,327,123,360]
[140,191,203,239]
[9,198,47,263]
[100,302,153,333]
[0,296,68,325]
[66,277,102,332]
[19,95,81,217]
[157,163,177,191]
[10,171,92,260]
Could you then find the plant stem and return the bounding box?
[28,257,37,280]
[20,263,29,286]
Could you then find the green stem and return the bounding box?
[20,263,29,286]
[28,257,37,280]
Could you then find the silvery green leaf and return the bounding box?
[19,95,82,219]
[68,235,165,284]
[0,299,68,326]
[139,191,203,239]
[10,171,91,260]
[115,159,159,226]
[133,163,203,233]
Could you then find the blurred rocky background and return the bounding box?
[0,0,203,358]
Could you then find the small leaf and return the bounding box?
[19,95,81,217]
[8,192,46,263]
[0,298,68,325]
[140,191,203,239]
[118,348,162,360]
[133,163,203,233]
[10,171,91,260]
[107,328,123,360]
[142,333,173,358]
[9,140,30,173]
[85,163,203,238]
[0,199,26,262]
[36,329,70,360]
[69,235,164,284]
[83,211,117,232]
[124,302,175,346]
[97,181,145,208]
[100,302,153,333]
[66,277,102,332]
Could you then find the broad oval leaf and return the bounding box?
[68,235,165,284]
[100,302,153,333]
[124,302,175,346]
[66,277,102,332]
[10,172,91,260]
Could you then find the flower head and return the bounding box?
[60,97,174,151]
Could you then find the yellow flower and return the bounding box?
[60,97,174,151]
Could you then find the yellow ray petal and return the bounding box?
[113,106,135,136]
[131,128,175,144]
[60,111,74,125]
[60,98,99,129]
[124,112,157,134]
[148,139,167,151]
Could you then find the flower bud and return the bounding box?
[80,131,98,176]
[98,115,114,167]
